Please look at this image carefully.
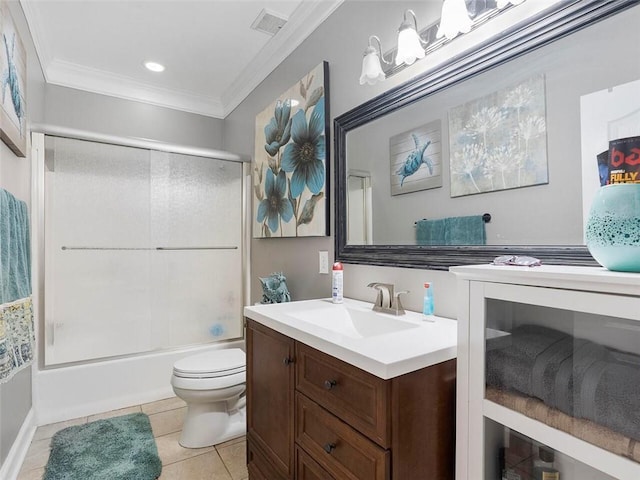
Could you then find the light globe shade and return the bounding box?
[497,0,526,8]
[359,49,386,85]
[395,27,425,66]
[436,0,473,40]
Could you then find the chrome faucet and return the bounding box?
[367,282,407,315]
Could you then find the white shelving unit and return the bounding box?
[451,265,640,480]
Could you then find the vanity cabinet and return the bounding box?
[247,320,295,480]
[246,318,456,480]
[452,265,640,480]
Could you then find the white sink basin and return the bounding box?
[244,297,457,379]
[287,303,419,339]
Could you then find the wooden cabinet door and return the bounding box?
[247,319,295,479]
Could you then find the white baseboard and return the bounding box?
[0,408,36,480]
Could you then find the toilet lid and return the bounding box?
[173,348,246,379]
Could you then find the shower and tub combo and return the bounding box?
[31,129,249,443]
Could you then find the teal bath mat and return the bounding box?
[44,412,162,480]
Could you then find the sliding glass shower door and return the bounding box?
[44,136,244,366]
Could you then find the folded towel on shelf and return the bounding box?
[588,351,640,442]
[416,215,486,246]
[0,188,31,304]
[553,340,610,416]
[486,324,568,395]
[487,324,640,443]
[531,335,575,405]
[0,297,34,384]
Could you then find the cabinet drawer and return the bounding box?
[296,446,335,480]
[296,342,390,447]
[296,392,390,480]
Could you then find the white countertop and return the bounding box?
[244,297,457,380]
[450,264,640,296]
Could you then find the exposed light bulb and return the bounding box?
[437,0,473,40]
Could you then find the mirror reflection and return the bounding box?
[344,4,640,248]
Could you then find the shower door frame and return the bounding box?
[30,127,252,369]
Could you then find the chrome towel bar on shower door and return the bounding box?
[60,246,239,251]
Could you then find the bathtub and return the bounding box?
[33,340,244,426]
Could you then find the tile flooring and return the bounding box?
[17,396,248,480]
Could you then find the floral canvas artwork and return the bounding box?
[253,62,329,238]
[449,75,548,197]
[0,0,27,157]
[390,120,442,196]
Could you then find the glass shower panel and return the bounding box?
[149,152,243,348]
[44,137,152,365]
[44,137,244,366]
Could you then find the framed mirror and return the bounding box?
[335,0,639,270]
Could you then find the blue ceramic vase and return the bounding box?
[585,183,640,272]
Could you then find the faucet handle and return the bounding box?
[392,290,408,315]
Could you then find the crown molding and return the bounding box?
[220,0,344,117]
[46,59,225,117]
[21,0,344,119]
[20,0,51,82]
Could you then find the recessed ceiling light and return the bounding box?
[144,61,165,72]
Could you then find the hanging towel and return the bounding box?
[445,215,486,245]
[416,215,486,245]
[0,297,34,384]
[416,218,446,245]
[0,188,31,303]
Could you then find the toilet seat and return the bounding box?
[173,348,246,379]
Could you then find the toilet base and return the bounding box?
[179,400,246,448]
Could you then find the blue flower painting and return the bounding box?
[0,2,27,157]
[253,62,329,238]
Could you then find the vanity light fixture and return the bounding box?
[436,0,473,40]
[144,61,165,73]
[395,10,426,66]
[359,35,391,85]
[358,0,529,85]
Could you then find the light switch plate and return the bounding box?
[319,251,329,274]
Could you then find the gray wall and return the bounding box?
[45,84,225,149]
[226,1,640,318]
[224,1,445,306]
[0,0,45,467]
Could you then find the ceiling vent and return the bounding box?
[251,9,288,36]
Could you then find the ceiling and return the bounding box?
[20,0,344,119]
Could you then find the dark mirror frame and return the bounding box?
[335,0,636,271]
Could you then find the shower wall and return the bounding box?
[43,136,244,366]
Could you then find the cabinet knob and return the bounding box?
[323,443,336,454]
[324,379,337,390]
[283,357,294,365]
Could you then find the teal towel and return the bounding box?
[416,218,446,245]
[416,215,486,246]
[0,188,31,304]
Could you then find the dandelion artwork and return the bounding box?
[448,75,548,197]
[390,120,442,196]
[253,62,329,238]
[0,0,27,157]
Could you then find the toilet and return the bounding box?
[171,348,246,448]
